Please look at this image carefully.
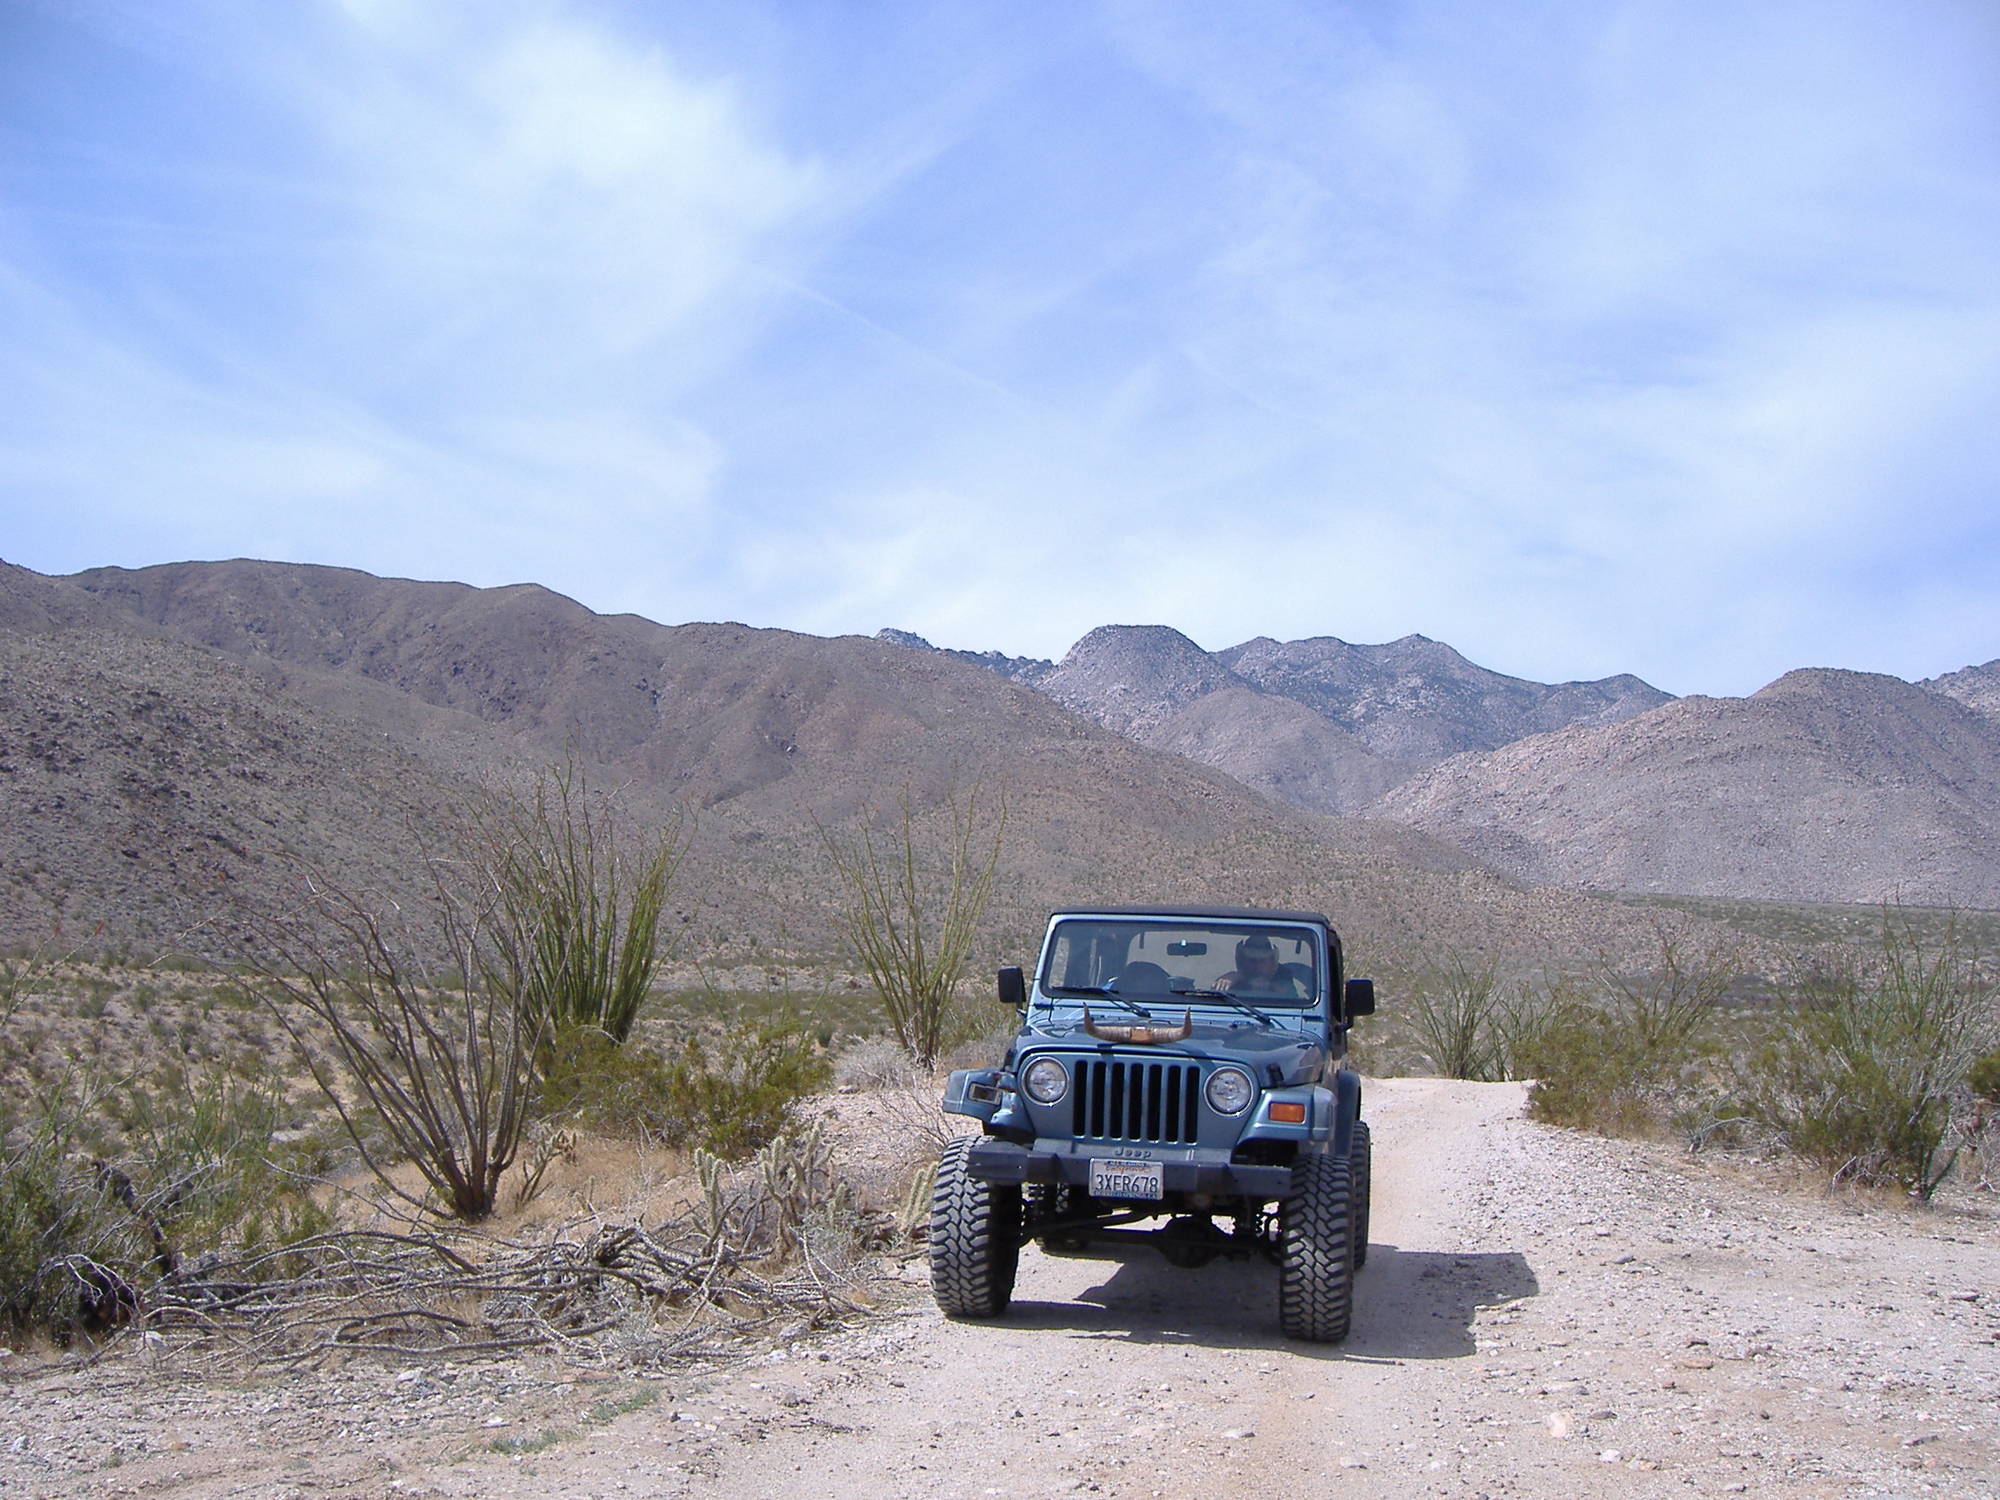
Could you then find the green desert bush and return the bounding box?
[536,1027,674,1137]
[491,763,685,1043]
[1519,932,1742,1133]
[1730,923,1999,1198]
[1968,1048,2000,1107]
[1966,1050,2000,1190]
[104,1061,332,1255]
[539,1023,828,1159]
[0,1073,118,1337]
[0,1061,328,1340]
[635,1025,828,1158]
[1513,984,1664,1134]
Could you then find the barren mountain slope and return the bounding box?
[8,556,549,777]
[38,560,1723,969]
[1,557,161,634]
[1025,624,1412,814]
[71,559,684,765]
[1370,668,2000,906]
[0,627,508,954]
[1925,658,2000,721]
[1142,686,1416,814]
[1218,632,1673,760]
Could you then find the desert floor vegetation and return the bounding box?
[0,770,936,1367]
[1617,889,2000,953]
[0,945,904,1365]
[1380,915,2000,1203]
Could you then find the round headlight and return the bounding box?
[1022,1057,1069,1105]
[1205,1066,1255,1115]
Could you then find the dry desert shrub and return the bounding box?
[1405,951,1514,1081]
[833,1034,920,1091]
[1729,920,2000,1198]
[1514,913,2000,1199]
[245,763,687,1223]
[249,862,544,1225]
[818,783,1005,1070]
[0,1051,875,1361]
[1517,930,1745,1133]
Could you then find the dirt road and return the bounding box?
[5,1078,1997,1498]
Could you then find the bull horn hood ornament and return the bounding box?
[1081,1007,1193,1045]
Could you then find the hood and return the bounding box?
[1026,1017,1327,1083]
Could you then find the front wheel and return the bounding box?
[1278,1150,1354,1342]
[929,1136,1021,1319]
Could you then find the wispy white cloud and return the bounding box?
[2,0,1995,696]
[2,0,829,602]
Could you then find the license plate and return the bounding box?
[1090,1158,1163,1200]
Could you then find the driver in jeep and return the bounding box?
[1215,933,1307,999]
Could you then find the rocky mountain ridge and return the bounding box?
[881,622,2000,908]
[1369,667,2000,906]
[1217,633,1671,760]
[878,622,1670,815]
[8,557,1706,969]
[9,558,1996,950]
[873,628,1054,685]
[1924,658,2000,721]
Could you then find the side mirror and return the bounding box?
[1344,977,1376,1017]
[997,966,1027,1009]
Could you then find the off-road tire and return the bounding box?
[929,1136,1021,1319]
[1350,1119,1372,1269]
[1278,1150,1354,1342]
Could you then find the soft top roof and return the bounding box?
[1053,904,1334,928]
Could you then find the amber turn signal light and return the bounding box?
[1267,1101,1307,1124]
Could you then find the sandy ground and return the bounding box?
[3,1077,1997,1499]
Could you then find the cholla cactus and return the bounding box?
[895,1162,935,1243]
[691,1146,732,1251]
[755,1121,854,1248]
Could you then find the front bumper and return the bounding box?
[944,1067,1339,1152]
[964,1138,1295,1200]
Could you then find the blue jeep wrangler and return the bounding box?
[932,904,1375,1342]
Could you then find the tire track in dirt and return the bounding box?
[583,1076,1997,1500]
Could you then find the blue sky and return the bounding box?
[2,0,1995,697]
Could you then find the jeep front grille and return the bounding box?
[1071,1059,1201,1145]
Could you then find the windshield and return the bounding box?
[1040,919,1323,1008]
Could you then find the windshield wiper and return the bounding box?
[1172,989,1276,1026]
[1044,985,1155,1019]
